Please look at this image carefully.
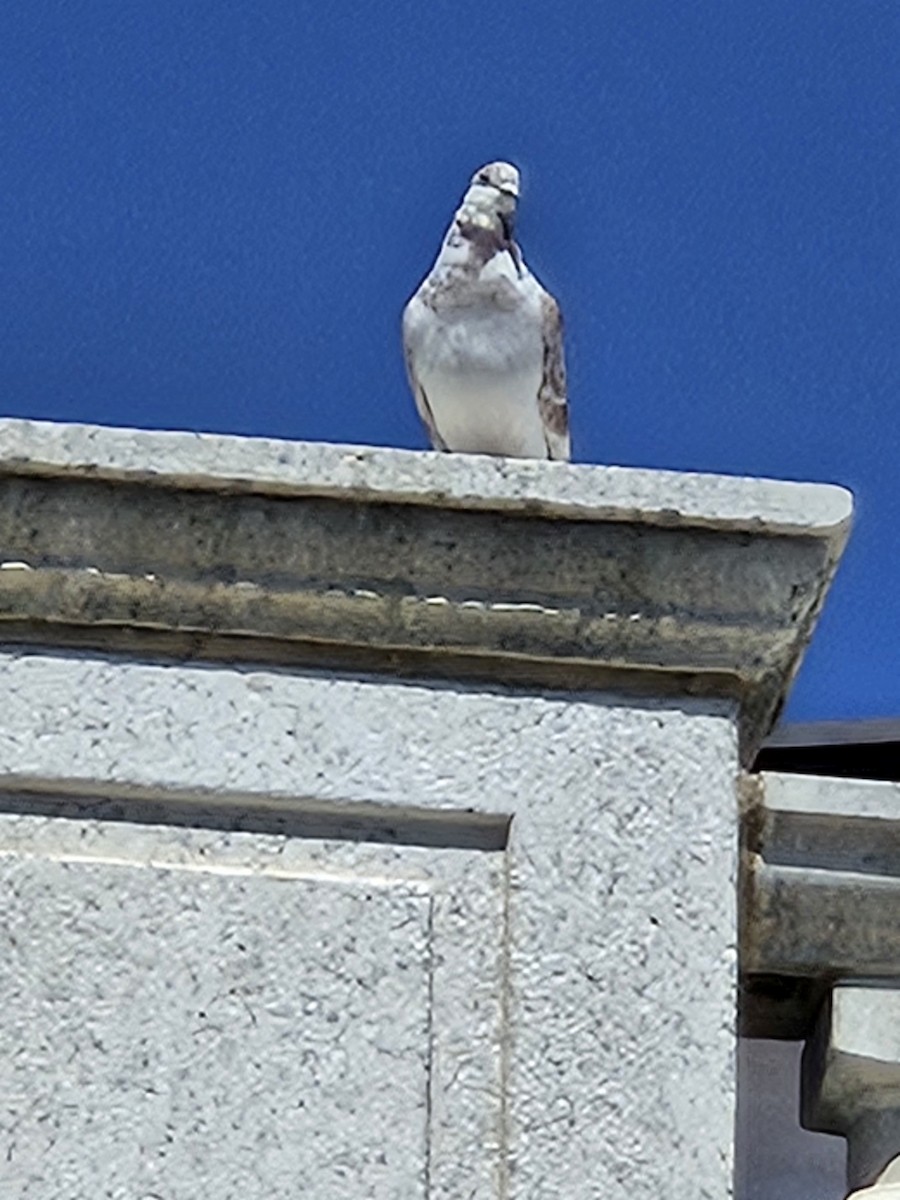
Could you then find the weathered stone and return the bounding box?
[0,418,852,759]
[742,774,900,1038]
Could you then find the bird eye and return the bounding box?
[477,172,490,186]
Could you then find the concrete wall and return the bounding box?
[0,648,738,1198]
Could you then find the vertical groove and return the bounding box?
[424,892,436,1197]
[497,832,514,1199]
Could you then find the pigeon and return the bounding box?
[402,161,571,461]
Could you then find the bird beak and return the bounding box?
[500,212,522,278]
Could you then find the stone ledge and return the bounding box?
[0,418,852,757]
[0,417,852,533]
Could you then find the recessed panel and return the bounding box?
[1,857,431,1199]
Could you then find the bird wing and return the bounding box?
[537,291,571,461]
[402,297,448,452]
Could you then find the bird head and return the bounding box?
[469,161,520,199]
[454,160,522,274]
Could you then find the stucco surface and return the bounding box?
[0,818,506,1199]
[0,648,738,1198]
[3,854,430,1197]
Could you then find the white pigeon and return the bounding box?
[402,161,571,461]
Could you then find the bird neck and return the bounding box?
[431,229,524,288]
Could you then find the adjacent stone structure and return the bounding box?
[742,771,900,1199]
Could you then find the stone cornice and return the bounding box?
[0,418,852,757]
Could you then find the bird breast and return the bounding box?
[410,289,544,379]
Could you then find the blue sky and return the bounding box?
[1,1,897,721]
